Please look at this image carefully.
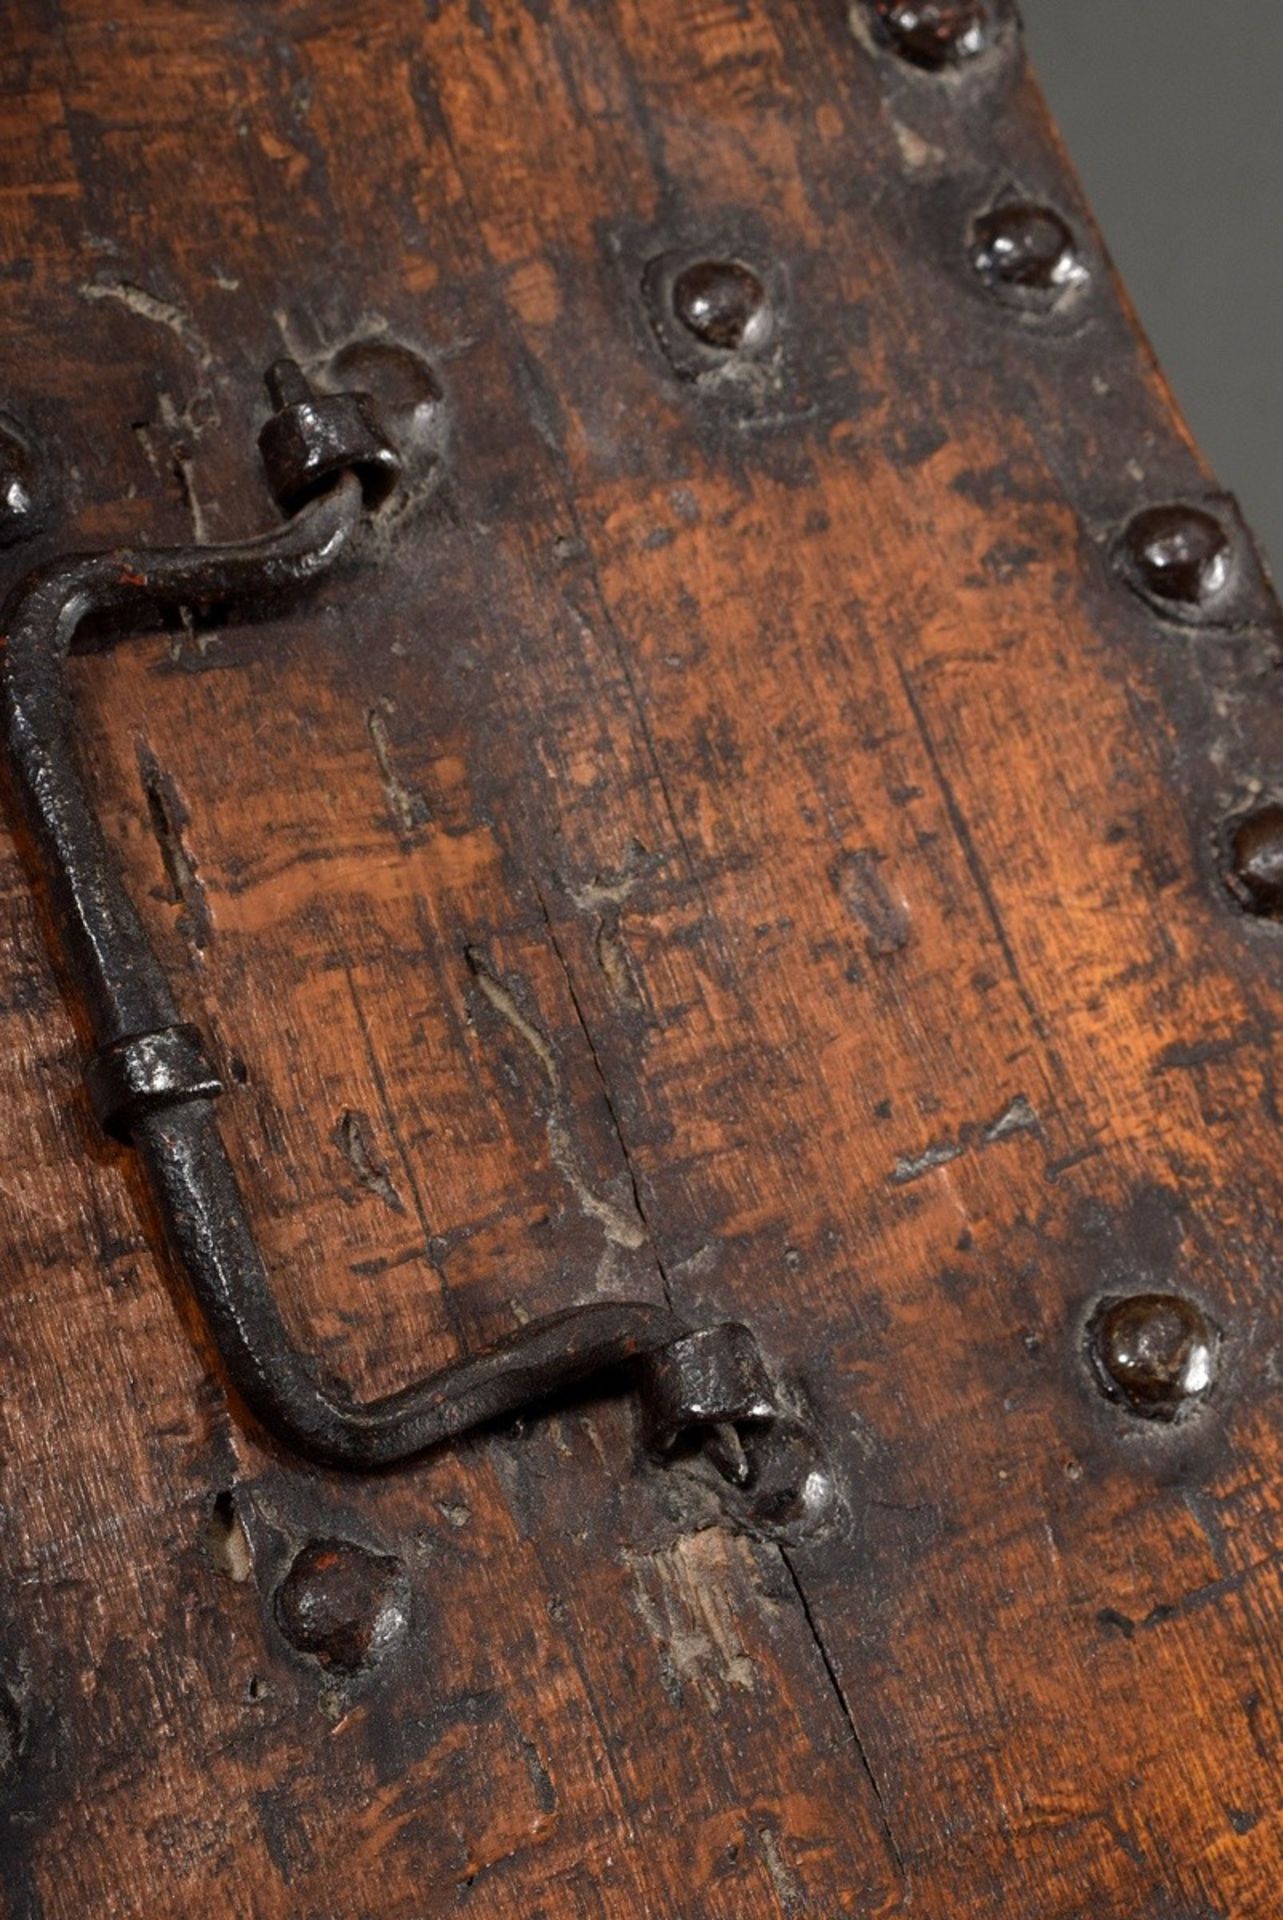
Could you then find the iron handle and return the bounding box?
[1,363,829,1530]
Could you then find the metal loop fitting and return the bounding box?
[0,362,827,1525]
[257,357,399,513]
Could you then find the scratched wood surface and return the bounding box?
[1,3,1281,1916]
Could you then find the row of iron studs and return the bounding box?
[877,2,1248,1422]
[654,0,1253,1429]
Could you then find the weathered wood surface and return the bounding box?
[1,3,1281,1915]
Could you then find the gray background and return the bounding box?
[1022,0,1283,571]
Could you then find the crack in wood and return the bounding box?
[565,841,656,912]
[137,742,212,951]
[593,916,643,1008]
[332,1108,405,1215]
[777,1543,909,1892]
[1095,1542,1283,1639]
[79,275,216,372]
[342,958,457,1320]
[204,1489,253,1583]
[755,1822,805,1915]
[366,703,430,843]
[467,948,647,1253]
[890,1093,1039,1185]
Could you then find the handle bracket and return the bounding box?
[1,363,830,1534]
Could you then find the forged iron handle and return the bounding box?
[0,363,828,1527]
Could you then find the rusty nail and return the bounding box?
[264,356,313,411]
[275,1539,409,1672]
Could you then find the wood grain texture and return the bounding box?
[0,3,1280,1915]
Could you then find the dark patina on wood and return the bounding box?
[1,3,1281,1916]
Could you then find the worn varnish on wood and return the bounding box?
[1,3,1280,1916]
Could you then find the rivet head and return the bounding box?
[1119,504,1233,611]
[671,260,769,352]
[275,1539,408,1672]
[742,1422,838,1538]
[971,204,1084,308]
[873,0,987,67]
[1227,803,1283,917]
[1089,1293,1217,1419]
